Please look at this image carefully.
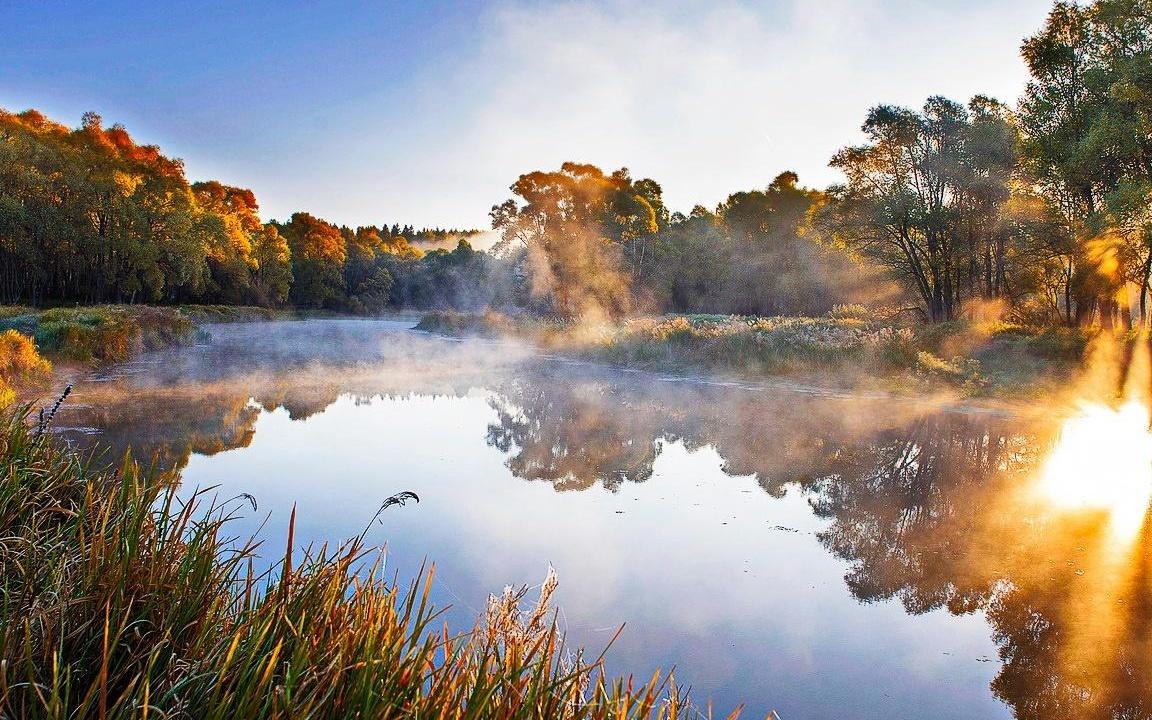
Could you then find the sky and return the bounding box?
[1,0,1055,231]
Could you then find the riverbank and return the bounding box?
[0,403,710,718]
[416,310,1092,400]
[0,304,209,361]
[0,302,1097,410]
[0,305,379,404]
[0,305,209,403]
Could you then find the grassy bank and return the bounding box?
[0,404,720,719]
[416,309,1092,397]
[0,305,298,405]
[0,305,207,363]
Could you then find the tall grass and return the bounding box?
[0,405,729,719]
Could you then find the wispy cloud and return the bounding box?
[334,0,1047,229]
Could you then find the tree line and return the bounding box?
[0,108,495,312]
[1,0,1149,325]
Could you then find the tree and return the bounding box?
[491,162,659,319]
[192,181,261,303]
[716,172,840,315]
[647,206,731,313]
[252,225,292,306]
[824,97,1017,321]
[277,212,347,309]
[1019,0,1152,325]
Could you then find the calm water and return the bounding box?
[49,320,1152,719]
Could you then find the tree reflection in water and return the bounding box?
[52,322,1152,720]
[484,372,1152,720]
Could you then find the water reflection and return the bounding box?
[801,412,1152,719]
[51,320,1152,719]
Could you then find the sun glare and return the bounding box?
[1038,398,1152,539]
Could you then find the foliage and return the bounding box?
[0,330,51,405]
[589,315,923,375]
[0,108,496,315]
[914,351,987,388]
[491,165,886,320]
[415,310,507,337]
[7,0,1152,328]
[490,163,652,319]
[0,406,723,719]
[1017,0,1152,326]
[176,304,286,323]
[0,110,234,305]
[821,96,1018,322]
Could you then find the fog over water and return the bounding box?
[46,320,1151,720]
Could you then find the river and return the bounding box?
[48,319,1149,720]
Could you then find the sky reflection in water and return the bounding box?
[51,320,1152,720]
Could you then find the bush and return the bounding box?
[0,305,35,321]
[179,304,284,324]
[415,310,513,337]
[915,350,986,387]
[0,330,51,406]
[827,304,871,321]
[1026,326,1092,361]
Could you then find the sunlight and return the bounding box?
[1038,398,1152,539]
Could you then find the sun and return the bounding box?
[1037,398,1152,539]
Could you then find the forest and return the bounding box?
[1,1,1149,329]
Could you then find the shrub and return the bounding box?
[0,330,51,406]
[915,350,986,387]
[1026,326,1092,361]
[415,310,513,338]
[827,304,871,321]
[0,305,35,321]
[179,304,283,324]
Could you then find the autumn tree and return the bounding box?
[276,212,347,309]
[0,109,200,304]
[490,163,660,319]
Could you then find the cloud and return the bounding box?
[236,0,1050,229]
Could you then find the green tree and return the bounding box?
[824,97,1017,321]
[1020,0,1152,325]
[717,172,835,315]
[252,225,292,306]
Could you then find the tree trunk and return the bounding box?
[1141,253,1151,327]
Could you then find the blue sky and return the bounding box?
[2,0,1054,231]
